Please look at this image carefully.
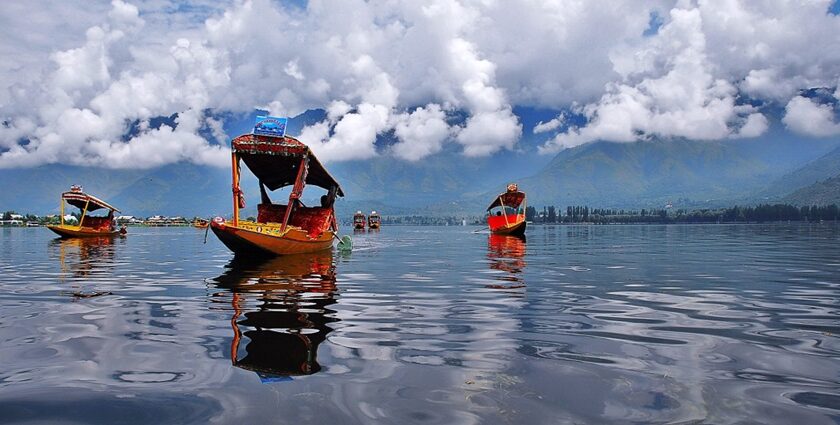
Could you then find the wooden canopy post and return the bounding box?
[79,200,90,230]
[60,196,65,226]
[231,152,240,227]
[500,197,510,226]
[280,156,309,232]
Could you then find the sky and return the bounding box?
[0,0,839,169]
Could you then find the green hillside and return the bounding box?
[783,174,840,206]
[519,139,780,209]
[763,145,840,198]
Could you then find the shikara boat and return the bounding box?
[487,183,527,236]
[193,218,209,229]
[368,211,381,229]
[353,211,366,230]
[47,185,121,238]
[210,133,344,256]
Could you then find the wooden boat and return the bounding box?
[193,218,209,229]
[47,185,121,238]
[368,211,381,229]
[353,211,366,230]
[487,183,527,236]
[210,133,344,256]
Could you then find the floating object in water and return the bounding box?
[72,290,112,298]
[486,183,527,236]
[337,235,352,252]
[484,284,526,289]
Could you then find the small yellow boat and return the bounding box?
[210,132,343,256]
[193,218,209,229]
[47,185,121,238]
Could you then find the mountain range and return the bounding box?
[2,111,839,218]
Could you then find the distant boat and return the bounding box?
[487,183,527,236]
[47,185,121,238]
[353,211,366,230]
[368,211,381,229]
[210,133,343,256]
[193,218,209,229]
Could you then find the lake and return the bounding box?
[0,224,838,424]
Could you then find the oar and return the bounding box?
[203,218,211,243]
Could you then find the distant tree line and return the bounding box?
[526,204,840,224]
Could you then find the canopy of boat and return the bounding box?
[62,191,120,213]
[232,134,344,196]
[487,191,525,211]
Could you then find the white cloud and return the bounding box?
[733,112,769,139]
[783,96,840,137]
[534,114,565,134]
[1,0,840,168]
[391,104,452,161]
[540,7,772,153]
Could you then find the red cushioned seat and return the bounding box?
[258,203,287,224]
[257,203,332,238]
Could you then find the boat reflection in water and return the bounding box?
[50,237,115,284]
[486,234,527,289]
[209,250,338,381]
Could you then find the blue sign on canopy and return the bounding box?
[253,115,288,138]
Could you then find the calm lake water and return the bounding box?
[0,224,838,424]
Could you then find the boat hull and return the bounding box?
[47,225,118,238]
[488,219,526,236]
[211,221,333,256]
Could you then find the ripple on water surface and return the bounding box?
[0,224,839,424]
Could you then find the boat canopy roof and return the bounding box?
[232,134,344,197]
[62,190,120,213]
[487,190,525,211]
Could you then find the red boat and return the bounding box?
[210,133,343,256]
[353,211,366,230]
[486,183,527,236]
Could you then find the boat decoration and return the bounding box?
[47,185,121,238]
[368,211,381,229]
[353,211,366,230]
[486,183,527,236]
[211,132,343,256]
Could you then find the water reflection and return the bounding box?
[486,234,526,288]
[52,237,116,278]
[49,237,120,298]
[209,251,338,381]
